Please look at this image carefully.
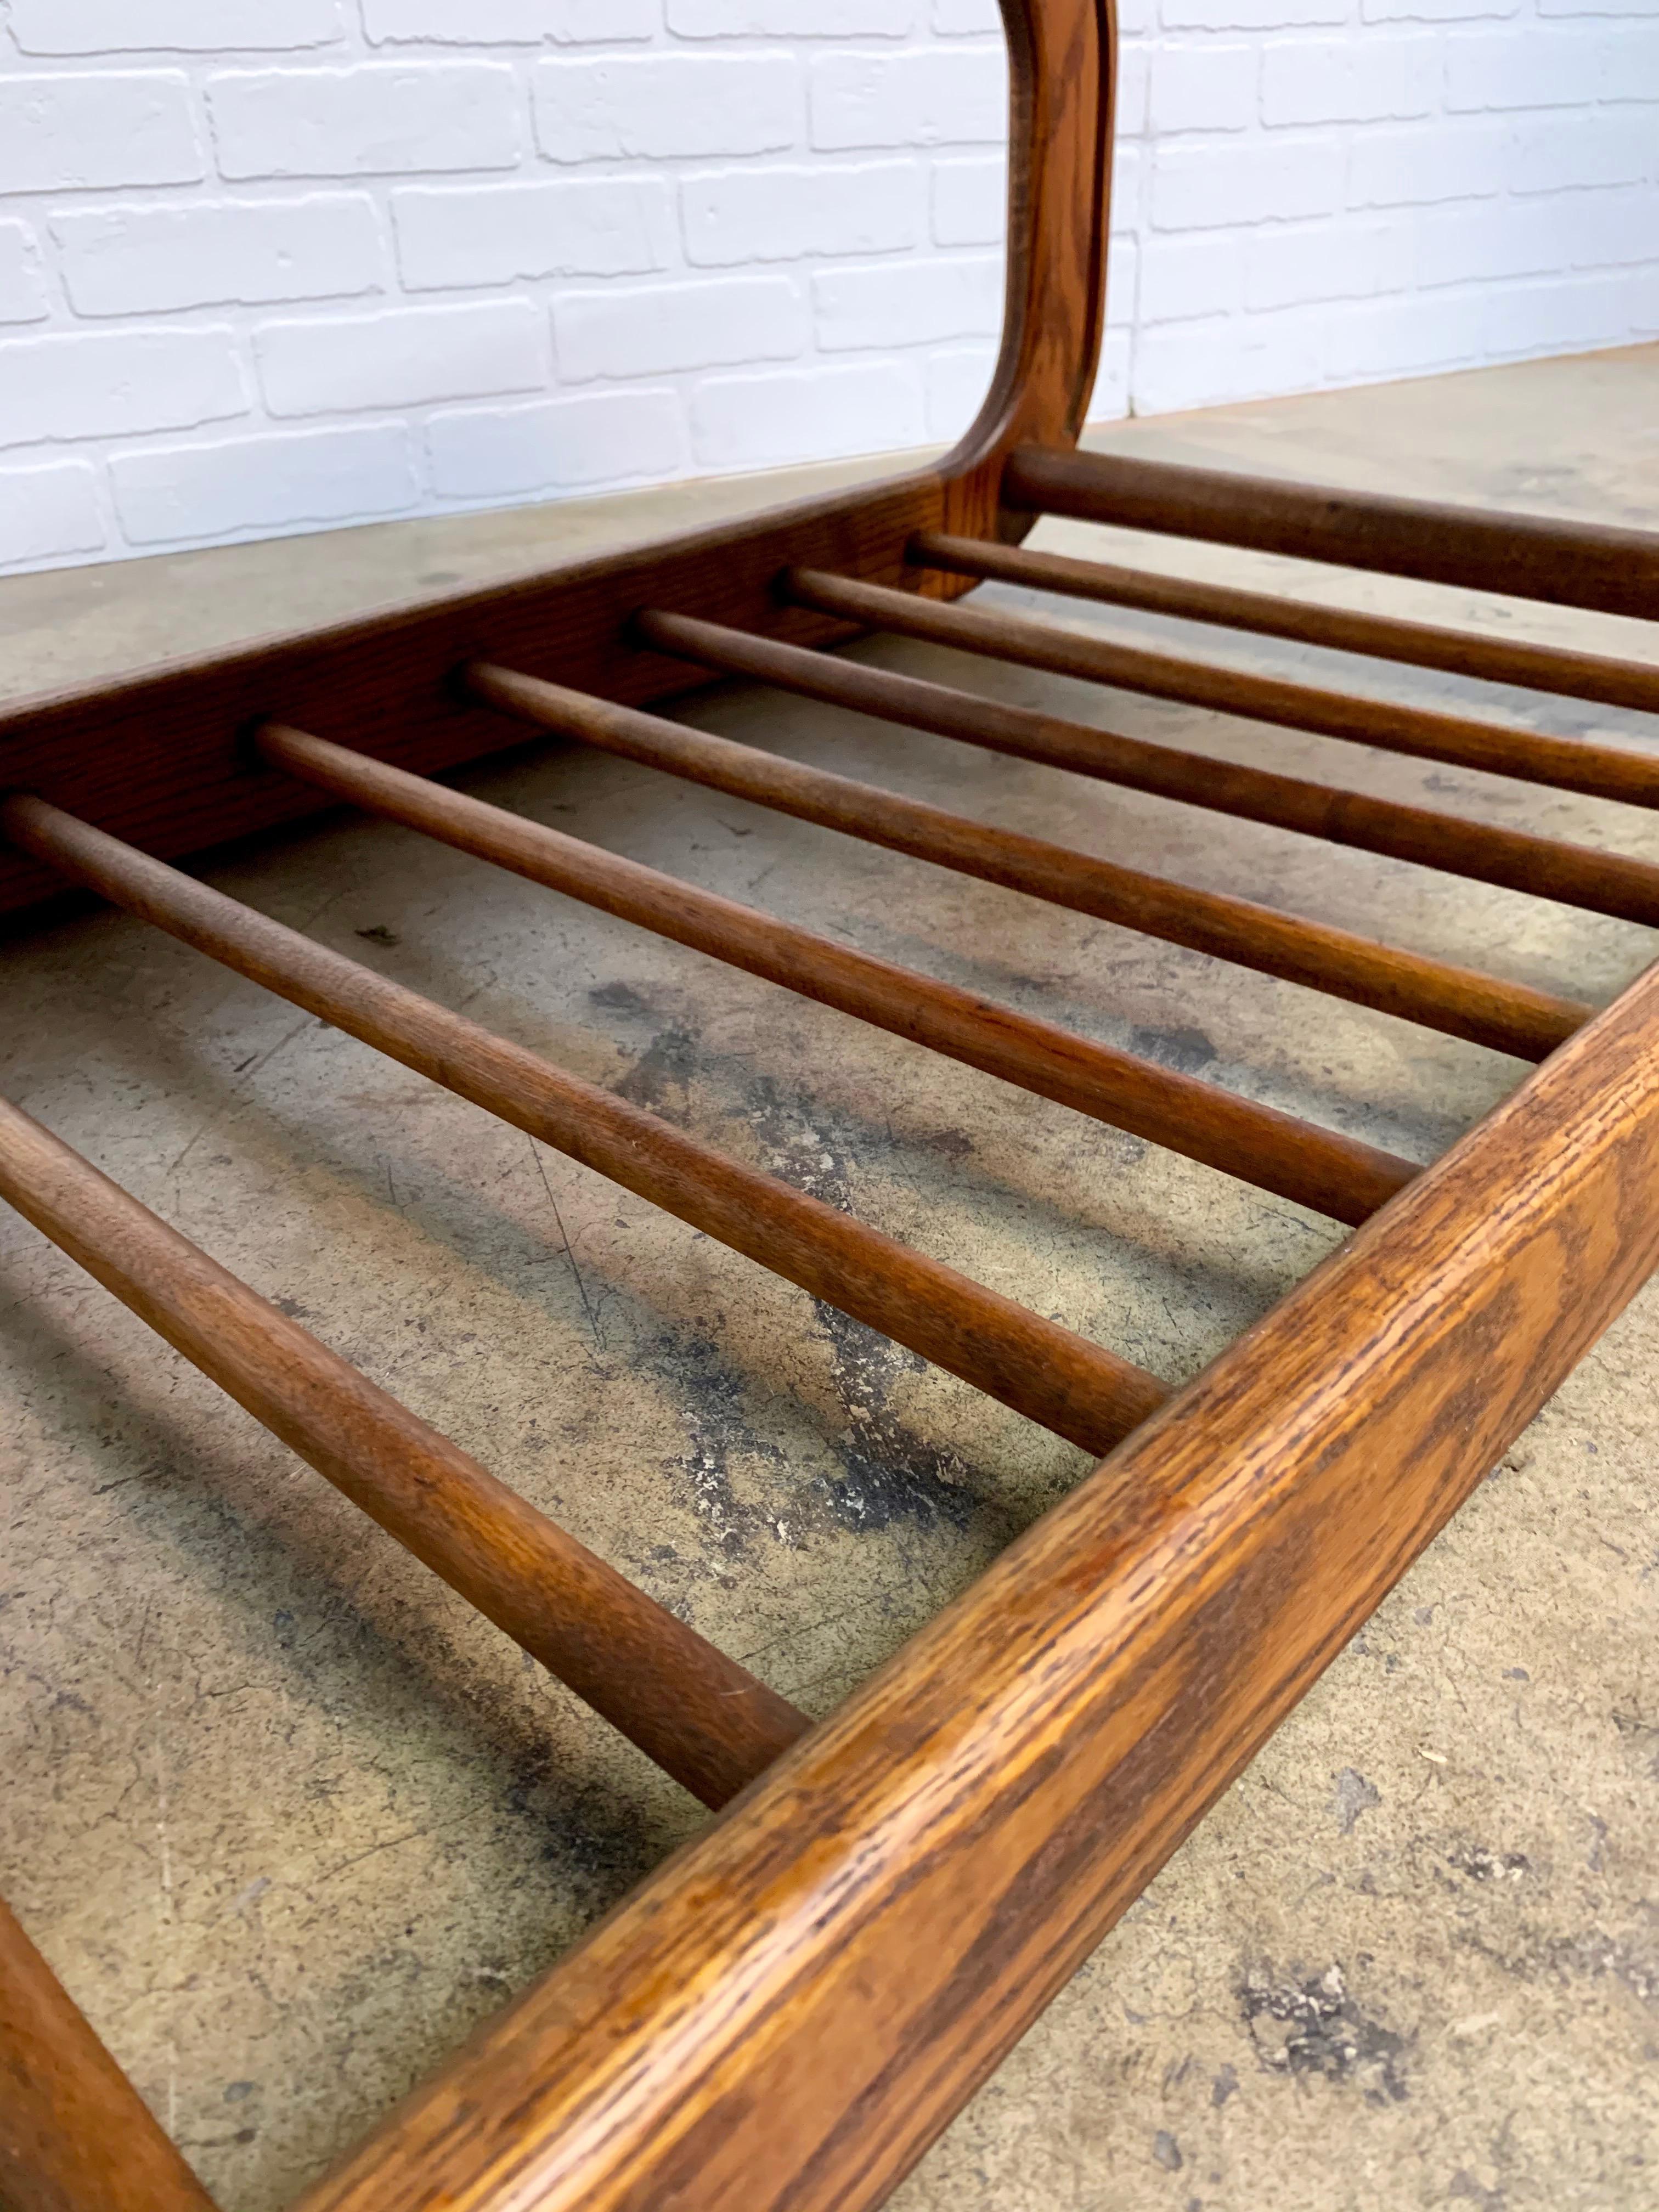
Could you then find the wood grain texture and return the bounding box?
[261,721,1423,1218]
[0,1891,220,2212]
[0,11,1125,2191]
[789,565,1659,814]
[912,528,1659,718]
[0,1096,806,1810]
[290,935,1659,2212]
[0,475,941,924]
[470,659,1418,1224]
[636,595,1659,934]
[635,608,1592,1061]
[969,0,1114,468]
[24,8,1658,2211]
[2,795,1167,1457]
[0,1,1113,933]
[1003,444,1659,620]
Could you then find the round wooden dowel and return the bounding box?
[466,659,1422,1226]
[261,718,1433,1227]
[633,608,1594,1062]
[910,529,1659,720]
[640,599,1659,932]
[1,795,1169,1460]
[0,1889,221,2212]
[1001,444,1659,622]
[0,1094,808,1810]
[787,565,1659,816]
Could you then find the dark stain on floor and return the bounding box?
[741,1071,979,1538]
[1129,1024,1219,1077]
[1239,1961,1410,2105]
[592,980,992,1544]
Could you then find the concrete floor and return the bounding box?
[2,345,1657,2211]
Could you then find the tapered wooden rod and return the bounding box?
[1,798,1166,1458]
[635,612,1593,1060]
[641,601,1601,1057]
[911,530,1659,720]
[1003,445,1659,622]
[261,721,1421,1226]
[788,567,1659,814]
[468,660,1419,1226]
[636,605,1659,934]
[0,1888,219,2212]
[0,1096,805,1811]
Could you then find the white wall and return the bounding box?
[1,0,1655,576]
[1113,0,1659,420]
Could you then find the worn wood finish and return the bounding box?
[1003,444,1659,620]
[290,920,1659,2212]
[260,721,1421,1214]
[634,610,1593,1059]
[1,794,1167,1456]
[0,1891,221,2212]
[789,566,1659,812]
[0,1095,806,1810]
[470,661,1421,1223]
[10,3,1659,2208]
[911,529,1659,718]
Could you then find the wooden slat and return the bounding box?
[469,661,1421,1224]
[634,610,1593,1060]
[1002,444,1659,621]
[289,923,1659,2212]
[0,795,1167,1458]
[261,721,1438,1215]
[911,528,1659,719]
[0,1096,805,1810]
[788,566,1659,811]
[0,1891,219,2212]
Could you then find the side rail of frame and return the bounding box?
[0,0,1114,926]
[294,946,1659,2212]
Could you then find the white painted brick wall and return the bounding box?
[0,221,48,322]
[255,298,548,413]
[0,326,247,445]
[554,274,806,379]
[0,1,1654,574]
[51,196,385,313]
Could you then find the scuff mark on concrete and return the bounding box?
[1331,1768,1381,1834]
[1239,1961,1409,2104]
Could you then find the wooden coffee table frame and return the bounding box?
[4,4,1659,2206]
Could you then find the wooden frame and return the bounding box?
[2,4,1657,2205]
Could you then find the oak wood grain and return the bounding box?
[289,928,1659,2212]
[19,8,1656,2210]
[0,474,942,924]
